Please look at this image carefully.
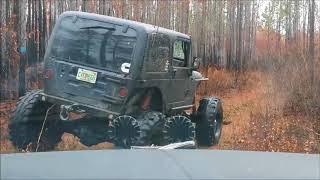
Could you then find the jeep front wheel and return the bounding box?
[8,90,63,152]
[195,97,223,147]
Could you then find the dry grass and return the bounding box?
[198,68,319,153]
[0,101,17,153]
[56,134,114,151]
[197,67,259,97]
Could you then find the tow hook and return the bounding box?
[59,105,71,121]
[59,104,86,121]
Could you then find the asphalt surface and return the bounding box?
[1,150,319,179]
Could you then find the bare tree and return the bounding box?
[308,0,315,85]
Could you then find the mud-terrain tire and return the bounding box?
[136,111,165,146]
[163,116,195,144]
[8,90,63,152]
[195,97,223,147]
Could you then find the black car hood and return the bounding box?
[1,150,319,179]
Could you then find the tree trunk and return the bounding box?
[308,0,315,85]
[236,0,243,72]
[285,0,292,48]
[0,0,2,69]
[293,0,299,42]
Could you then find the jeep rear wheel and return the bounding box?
[195,97,223,147]
[9,90,63,152]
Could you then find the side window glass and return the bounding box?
[173,41,185,60]
[173,40,189,67]
[146,34,170,72]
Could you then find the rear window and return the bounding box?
[50,16,137,73]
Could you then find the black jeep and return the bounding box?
[9,11,223,150]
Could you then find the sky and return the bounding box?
[258,0,320,32]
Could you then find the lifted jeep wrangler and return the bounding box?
[9,11,223,150]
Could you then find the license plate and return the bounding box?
[76,68,97,84]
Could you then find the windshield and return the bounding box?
[49,17,137,73]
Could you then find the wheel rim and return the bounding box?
[163,116,195,143]
[108,115,141,148]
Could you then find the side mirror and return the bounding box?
[192,57,201,70]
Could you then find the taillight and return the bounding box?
[119,87,128,97]
[44,69,54,80]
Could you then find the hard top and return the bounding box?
[59,11,190,40]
